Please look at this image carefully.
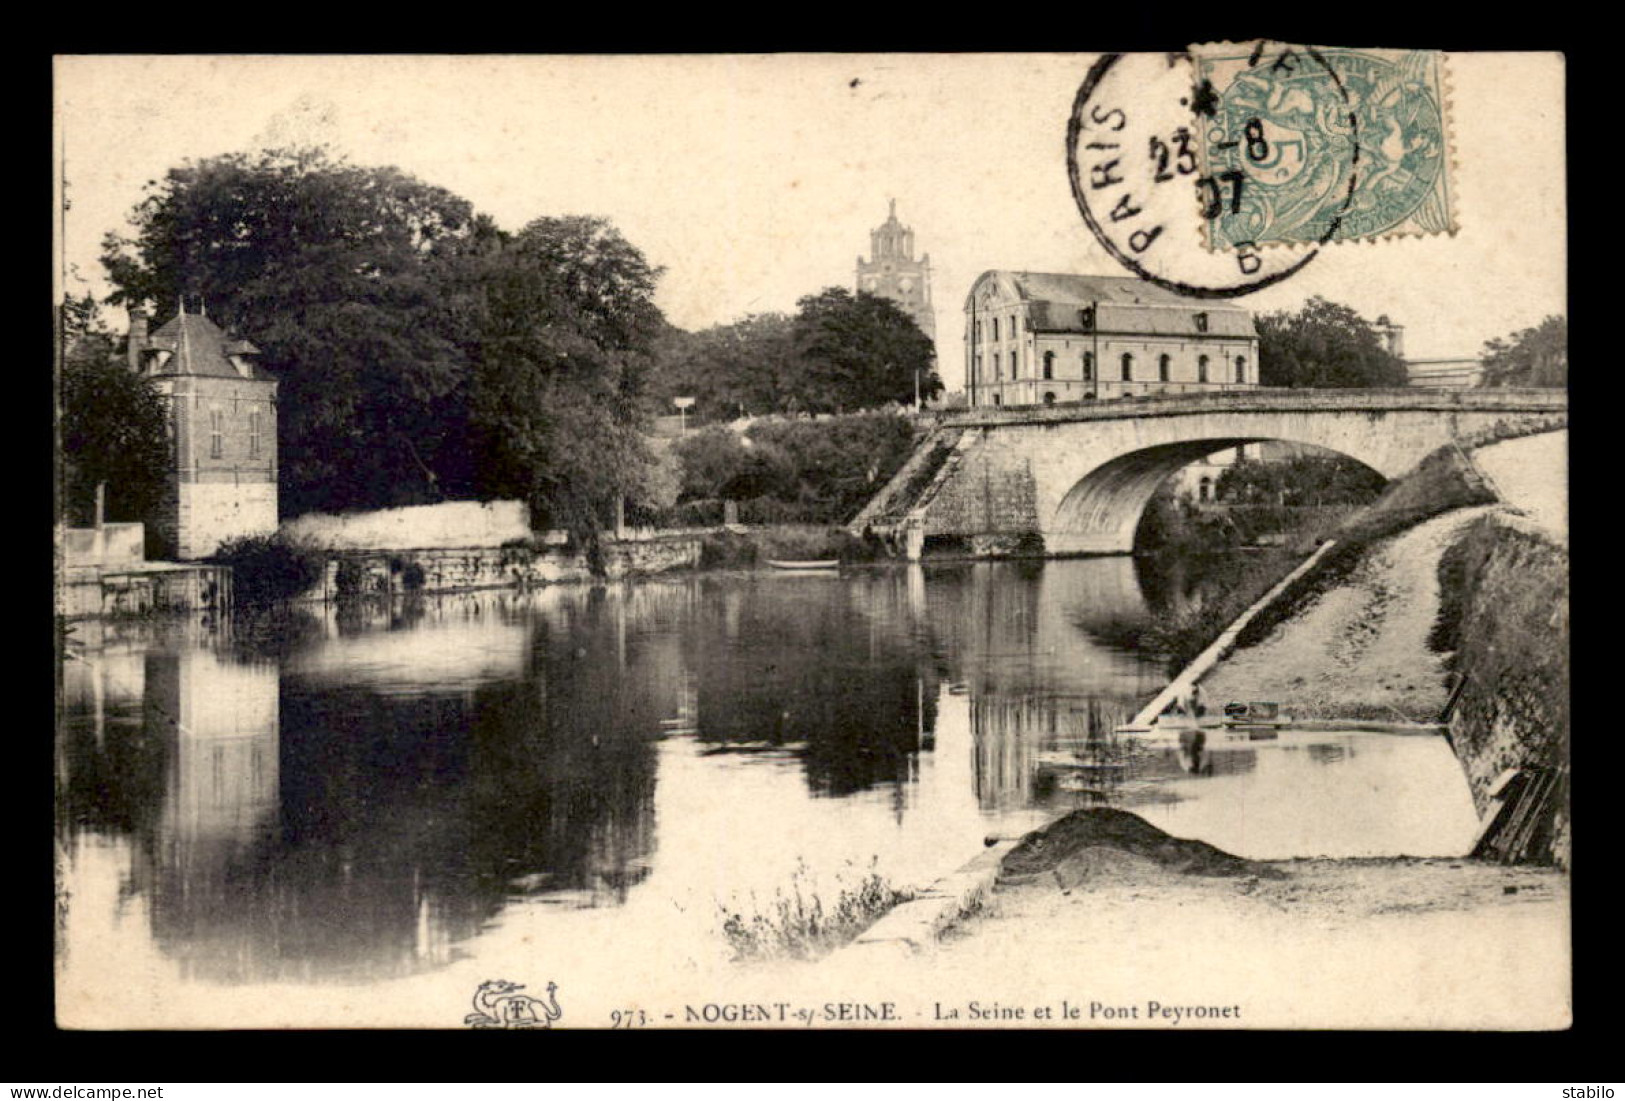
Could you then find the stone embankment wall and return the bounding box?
[304,535,702,601]
[58,563,233,619]
[280,500,701,599]
[1441,511,1569,868]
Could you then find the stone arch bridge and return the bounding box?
[850,389,1567,557]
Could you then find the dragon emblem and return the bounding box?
[464,979,563,1030]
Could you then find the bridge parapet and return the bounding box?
[941,388,1567,429]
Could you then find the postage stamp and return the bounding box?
[1193,42,1457,251]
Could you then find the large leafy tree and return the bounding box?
[463,216,666,540]
[650,312,797,422]
[57,294,170,529]
[1478,315,1566,388]
[653,290,939,419]
[789,288,940,413]
[1257,297,1409,388]
[100,148,481,515]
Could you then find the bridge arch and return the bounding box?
[1048,438,1382,554]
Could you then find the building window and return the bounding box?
[1235,355,1247,383]
[992,393,1002,406]
[1199,476,1212,503]
[1082,352,1094,381]
[1195,312,1209,333]
[210,409,224,458]
[1121,353,1133,382]
[249,410,261,457]
[1042,351,1054,380]
[1011,350,1019,377]
[1079,307,1095,330]
[1159,354,1171,382]
[992,318,1000,342]
[1043,392,1056,406]
[1199,355,1210,383]
[1010,314,1017,338]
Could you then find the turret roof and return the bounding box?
[145,311,266,379]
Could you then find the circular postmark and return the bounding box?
[1066,46,1361,299]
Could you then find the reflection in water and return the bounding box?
[57,559,1480,992]
[686,573,937,797]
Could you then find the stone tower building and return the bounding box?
[856,200,935,341]
[126,302,278,560]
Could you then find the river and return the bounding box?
[55,558,1481,1024]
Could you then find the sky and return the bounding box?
[55,53,1566,389]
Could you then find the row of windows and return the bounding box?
[975,350,1248,383]
[205,409,265,459]
[972,307,1215,340]
[973,314,1024,343]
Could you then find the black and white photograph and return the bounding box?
[52,50,1569,1030]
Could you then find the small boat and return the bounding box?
[1222,701,1289,731]
[766,558,839,571]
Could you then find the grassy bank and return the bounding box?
[1428,512,1569,865]
[1231,442,1497,650]
[1133,441,1498,671]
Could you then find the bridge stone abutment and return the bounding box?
[859,391,1567,557]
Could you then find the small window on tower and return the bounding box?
[1042,351,1054,380]
[1195,312,1210,333]
[210,409,225,459]
[249,410,262,457]
[1083,352,1094,381]
[1199,355,1210,383]
[1079,308,1095,330]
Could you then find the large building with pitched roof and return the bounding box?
[126,303,278,559]
[964,271,1259,407]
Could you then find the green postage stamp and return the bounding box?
[1194,42,1456,251]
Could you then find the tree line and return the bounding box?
[63,147,941,539]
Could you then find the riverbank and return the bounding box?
[803,807,1569,1029]
[1199,506,1494,722]
[916,844,1568,1029]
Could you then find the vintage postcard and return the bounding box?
[53,51,1568,1031]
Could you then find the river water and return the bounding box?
[56,559,1481,1016]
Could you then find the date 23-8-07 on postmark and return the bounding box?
[1194,42,1457,251]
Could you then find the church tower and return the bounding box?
[856,200,935,341]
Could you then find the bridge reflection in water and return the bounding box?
[56,558,1476,994]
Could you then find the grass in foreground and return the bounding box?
[719,857,913,962]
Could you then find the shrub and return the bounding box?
[333,556,369,597]
[210,533,327,605]
[698,532,758,569]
